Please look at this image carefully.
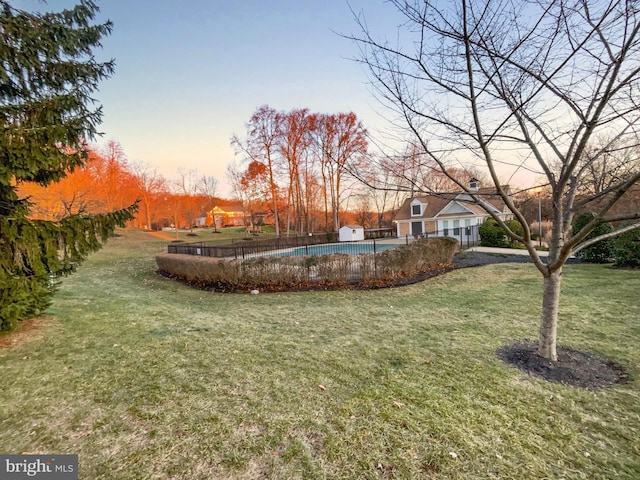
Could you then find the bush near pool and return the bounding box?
[155,237,459,292]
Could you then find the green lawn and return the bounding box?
[1,229,638,479]
[162,225,278,244]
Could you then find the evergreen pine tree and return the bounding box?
[0,1,137,332]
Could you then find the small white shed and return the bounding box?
[339,224,365,242]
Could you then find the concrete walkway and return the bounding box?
[466,245,578,259]
[466,245,548,256]
[378,238,554,257]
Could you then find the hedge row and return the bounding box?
[573,213,640,266]
[156,237,459,292]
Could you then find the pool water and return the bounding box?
[270,242,399,257]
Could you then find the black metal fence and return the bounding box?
[413,225,481,250]
[166,227,479,260]
[167,233,336,259]
[261,238,407,259]
[364,227,395,239]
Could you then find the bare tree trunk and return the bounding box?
[321,169,329,232]
[538,268,562,361]
[285,187,292,236]
[332,191,340,233]
[267,152,280,237]
[145,199,151,230]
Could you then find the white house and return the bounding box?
[393,182,512,240]
[339,224,365,242]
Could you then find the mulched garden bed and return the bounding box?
[496,341,631,390]
[452,251,582,268]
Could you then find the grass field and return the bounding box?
[1,229,638,479]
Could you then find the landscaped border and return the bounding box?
[156,237,458,293]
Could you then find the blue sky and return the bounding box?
[14,1,538,195]
[15,0,401,195]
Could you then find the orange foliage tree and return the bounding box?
[18,145,138,221]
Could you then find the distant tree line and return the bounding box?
[18,140,228,232]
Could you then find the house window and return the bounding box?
[443,220,449,236]
[453,220,460,236]
[411,204,421,216]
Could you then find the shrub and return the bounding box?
[572,212,615,263]
[156,237,459,292]
[613,227,640,268]
[530,220,554,246]
[0,277,53,333]
[479,218,528,248]
[375,237,457,278]
[479,218,508,247]
[504,219,524,247]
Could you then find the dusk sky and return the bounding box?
[14,0,403,195]
[15,1,536,195]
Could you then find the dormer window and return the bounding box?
[469,178,479,191]
[410,199,425,216]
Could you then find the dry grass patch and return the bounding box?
[0,316,59,350]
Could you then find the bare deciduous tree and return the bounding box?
[351,0,640,360]
[364,155,404,228]
[175,168,200,233]
[231,105,282,236]
[311,112,368,232]
[577,136,640,195]
[225,159,246,204]
[277,108,314,235]
[131,160,166,230]
[198,174,219,229]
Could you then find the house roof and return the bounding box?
[211,204,244,214]
[393,187,509,222]
[341,224,364,229]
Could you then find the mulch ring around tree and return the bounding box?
[496,341,631,390]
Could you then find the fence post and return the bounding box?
[374,238,379,278]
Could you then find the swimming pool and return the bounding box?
[268,242,399,257]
